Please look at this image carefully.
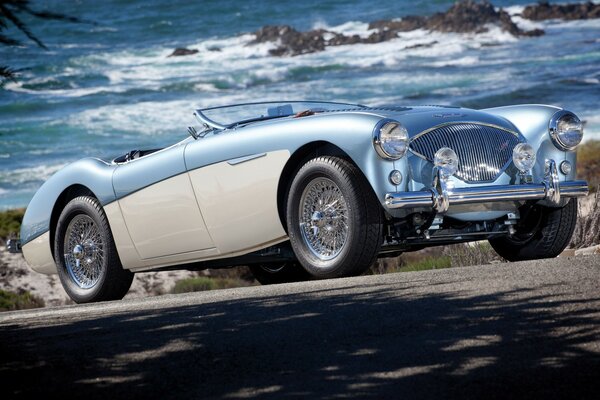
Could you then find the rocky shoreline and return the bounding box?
[169,1,600,57]
[521,1,600,20]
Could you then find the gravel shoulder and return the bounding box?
[0,246,201,306]
[1,255,599,399]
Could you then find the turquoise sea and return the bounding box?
[0,0,599,209]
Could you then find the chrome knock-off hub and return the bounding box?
[299,178,349,261]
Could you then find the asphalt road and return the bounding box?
[2,255,600,399]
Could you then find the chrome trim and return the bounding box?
[7,239,22,254]
[410,121,521,142]
[227,153,267,165]
[388,158,586,210]
[372,119,403,160]
[544,159,561,206]
[432,166,450,213]
[195,100,366,131]
[409,122,524,184]
[63,214,104,289]
[299,177,349,261]
[385,180,588,209]
[549,109,581,151]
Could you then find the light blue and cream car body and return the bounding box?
[15,101,588,302]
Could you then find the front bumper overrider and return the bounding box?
[385,159,589,211]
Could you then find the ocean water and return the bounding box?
[0,0,599,209]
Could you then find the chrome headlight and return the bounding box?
[512,143,536,173]
[373,121,409,160]
[549,110,583,151]
[434,147,459,178]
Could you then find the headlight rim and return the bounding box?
[549,110,583,152]
[512,142,536,173]
[373,119,409,160]
[434,147,459,178]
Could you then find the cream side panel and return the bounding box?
[104,201,139,269]
[119,174,215,260]
[22,231,56,274]
[127,237,287,273]
[106,200,221,271]
[189,150,290,255]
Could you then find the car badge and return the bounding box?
[433,112,468,118]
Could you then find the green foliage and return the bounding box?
[395,256,452,272]
[371,252,452,275]
[0,289,44,312]
[0,208,24,240]
[571,189,600,249]
[170,276,248,294]
[443,241,503,267]
[577,140,600,192]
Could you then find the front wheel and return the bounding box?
[489,199,578,262]
[54,196,134,303]
[286,156,383,279]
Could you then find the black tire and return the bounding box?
[249,262,310,285]
[54,196,133,303]
[286,156,383,279]
[489,199,578,262]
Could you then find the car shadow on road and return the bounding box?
[2,279,600,399]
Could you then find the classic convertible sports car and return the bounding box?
[12,101,588,303]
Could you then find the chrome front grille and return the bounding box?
[410,123,522,183]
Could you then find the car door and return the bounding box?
[112,143,215,260]
[184,137,290,256]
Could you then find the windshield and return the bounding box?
[196,101,365,129]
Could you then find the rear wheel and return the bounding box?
[54,196,133,303]
[489,199,578,261]
[286,156,383,279]
[249,262,310,285]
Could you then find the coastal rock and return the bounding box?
[168,47,199,57]
[252,1,545,57]
[252,25,326,56]
[370,1,542,37]
[368,16,427,33]
[522,1,600,21]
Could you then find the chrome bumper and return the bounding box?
[386,158,589,211]
[385,180,589,209]
[7,239,22,254]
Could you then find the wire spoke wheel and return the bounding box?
[299,177,349,261]
[55,196,134,303]
[286,157,383,278]
[63,214,105,289]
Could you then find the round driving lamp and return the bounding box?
[512,143,536,173]
[549,111,583,151]
[434,147,459,178]
[374,121,409,160]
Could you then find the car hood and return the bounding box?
[364,106,520,137]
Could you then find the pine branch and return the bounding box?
[21,5,95,26]
[0,65,16,81]
[0,3,46,49]
[0,32,20,46]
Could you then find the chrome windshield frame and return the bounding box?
[194,100,365,130]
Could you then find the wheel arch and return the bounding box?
[276,141,378,232]
[49,184,97,258]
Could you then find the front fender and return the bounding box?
[184,112,399,210]
[483,104,575,182]
[20,158,117,246]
